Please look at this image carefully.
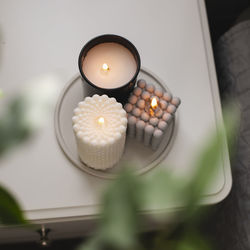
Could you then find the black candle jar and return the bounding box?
[78,34,141,103]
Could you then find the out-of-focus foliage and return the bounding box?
[0,96,31,225]
[78,107,238,250]
[0,98,31,156]
[0,78,59,226]
[0,185,26,225]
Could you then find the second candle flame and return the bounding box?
[102,63,109,72]
[151,97,158,109]
[98,117,105,125]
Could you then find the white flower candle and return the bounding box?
[72,94,127,170]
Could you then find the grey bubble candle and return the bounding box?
[124,79,181,150]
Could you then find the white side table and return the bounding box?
[0,0,231,243]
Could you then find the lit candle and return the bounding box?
[125,79,181,150]
[72,94,127,170]
[79,34,141,102]
[82,43,136,88]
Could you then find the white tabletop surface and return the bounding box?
[0,0,231,222]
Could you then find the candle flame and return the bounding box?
[102,63,109,71]
[98,117,105,125]
[151,97,158,109]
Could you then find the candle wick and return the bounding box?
[102,63,110,72]
[98,116,105,126]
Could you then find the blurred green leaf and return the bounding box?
[175,230,212,250]
[98,168,141,249]
[77,105,238,250]
[77,238,101,250]
[0,89,3,98]
[0,185,26,225]
[186,130,224,208]
[140,169,187,212]
[183,107,237,220]
[0,81,59,226]
[0,98,31,156]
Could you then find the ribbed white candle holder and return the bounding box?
[72,94,127,170]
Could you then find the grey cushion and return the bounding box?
[214,21,250,250]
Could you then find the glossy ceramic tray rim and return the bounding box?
[54,67,178,179]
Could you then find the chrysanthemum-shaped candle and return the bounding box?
[72,94,127,170]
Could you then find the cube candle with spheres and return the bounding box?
[124,79,181,150]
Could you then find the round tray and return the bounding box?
[54,68,176,179]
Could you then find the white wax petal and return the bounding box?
[84,96,92,103]
[116,102,123,109]
[89,98,95,104]
[78,121,85,127]
[93,94,99,100]
[78,101,85,108]
[110,97,116,103]
[72,116,79,123]
[79,126,85,131]
[121,117,128,126]
[119,109,126,117]
[128,95,138,104]
[102,94,109,100]
[80,103,91,110]
[74,108,81,115]
[133,87,142,97]
[73,124,80,132]
[137,79,146,89]
[77,131,84,139]
[119,125,126,133]
[114,132,121,140]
